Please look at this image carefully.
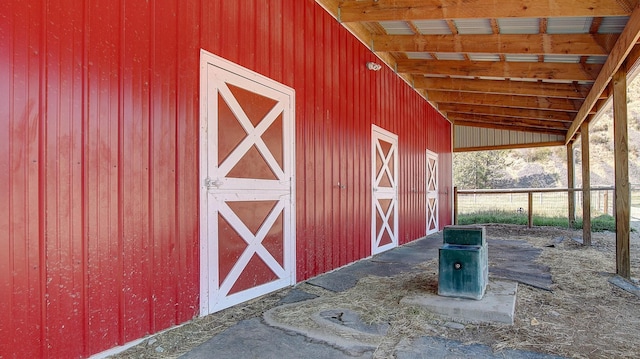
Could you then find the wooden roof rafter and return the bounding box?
[316,0,640,146]
[372,33,616,55]
[335,0,637,22]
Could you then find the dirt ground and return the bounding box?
[112,225,640,359]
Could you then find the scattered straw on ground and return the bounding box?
[112,225,640,359]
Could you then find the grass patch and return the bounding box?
[458,211,619,232]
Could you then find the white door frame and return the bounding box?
[371,125,399,254]
[199,49,296,316]
[426,149,439,235]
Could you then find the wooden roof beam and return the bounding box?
[428,91,586,112]
[453,120,567,135]
[566,3,640,143]
[453,141,567,152]
[372,34,616,55]
[448,113,570,130]
[337,0,637,22]
[397,59,602,82]
[414,77,596,99]
[438,103,575,122]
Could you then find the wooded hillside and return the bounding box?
[454,80,640,189]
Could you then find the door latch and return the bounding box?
[204,177,223,190]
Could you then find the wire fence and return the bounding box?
[455,185,640,228]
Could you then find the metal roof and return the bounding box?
[316,0,640,151]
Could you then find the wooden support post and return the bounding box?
[581,122,592,246]
[567,142,576,228]
[453,186,458,225]
[613,68,631,279]
[528,192,533,228]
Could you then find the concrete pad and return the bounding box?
[277,288,318,304]
[395,336,563,359]
[316,309,389,336]
[180,318,372,359]
[307,259,416,292]
[400,280,517,324]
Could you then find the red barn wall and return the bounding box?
[0,0,452,357]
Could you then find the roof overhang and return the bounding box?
[316,0,640,151]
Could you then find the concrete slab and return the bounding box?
[395,336,563,359]
[277,288,318,305]
[400,280,518,324]
[317,309,389,336]
[179,318,372,359]
[307,254,417,292]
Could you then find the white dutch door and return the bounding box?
[426,150,439,235]
[372,125,399,254]
[199,50,296,315]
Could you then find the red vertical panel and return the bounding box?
[294,0,311,279]
[353,42,366,264]
[255,0,270,77]
[269,0,284,83]
[1,1,45,357]
[200,0,220,53]
[43,0,86,357]
[150,0,178,331]
[176,0,201,323]
[121,0,152,342]
[318,5,332,273]
[281,0,294,87]
[339,28,350,266]
[85,0,122,353]
[328,12,339,270]
[304,2,319,276]
[362,50,372,258]
[221,1,240,61]
[238,0,256,70]
[0,0,11,353]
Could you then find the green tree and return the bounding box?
[454,150,510,189]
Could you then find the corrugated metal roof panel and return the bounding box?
[405,52,433,60]
[434,53,465,60]
[413,19,452,34]
[454,18,493,34]
[497,18,539,34]
[468,53,501,61]
[454,126,565,150]
[379,21,415,35]
[505,54,539,62]
[546,17,592,34]
[598,16,629,33]
[544,55,581,63]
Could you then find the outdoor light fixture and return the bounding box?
[366,62,382,71]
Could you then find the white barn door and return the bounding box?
[200,50,295,315]
[426,150,439,235]
[372,125,399,254]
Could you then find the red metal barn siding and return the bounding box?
[1,1,201,357]
[1,0,451,357]
[206,0,453,279]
